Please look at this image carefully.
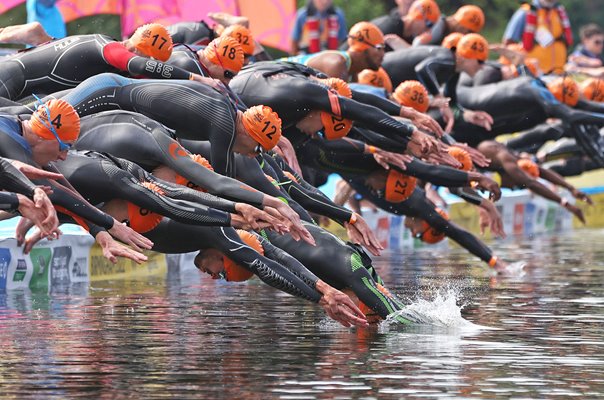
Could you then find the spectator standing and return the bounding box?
[290,0,347,55]
[503,0,573,75]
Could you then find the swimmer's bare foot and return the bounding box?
[0,22,52,46]
[208,12,250,28]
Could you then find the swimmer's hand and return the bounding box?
[265,200,316,246]
[479,200,506,238]
[463,110,493,131]
[400,106,444,137]
[407,130,438,158]
[571,188,593,205]
[109,218,154,251]
[15,193,60,240]
[316,280,369,328]
[469,172,502,201]
[371,147,413,171]
[563,202,586,224]
[233,203,283,231]
[345,214,383,256]
[96,231,148,264]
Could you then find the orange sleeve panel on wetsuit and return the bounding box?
[102,42,191,80]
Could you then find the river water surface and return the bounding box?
[1,229,603,398]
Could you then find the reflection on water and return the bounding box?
[1,229,603,398]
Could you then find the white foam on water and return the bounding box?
[501,261,527,277]
[380,285,490,332]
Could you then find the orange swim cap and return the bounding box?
[393,80,430,113]
[547,76,579,107]
[357,67,393,93]
[580,78,604,102]
[221,24,255,56]
[385,169,416,203]
[517,159,540,178]
[453,5,485,33]
[30,99,80,142]
[447,147,472,171]
[347,22,385,52]
[456,33,489,61]
[442,32,463,49]
[408,0,441,24]
[222,230,264,281]
[175,154,213,191]
[130,23,173,62]
[126,182,165,233]
[419,208,449,244]
[203,36,245,73]
[320,77,354,140]
[242,105,282,151]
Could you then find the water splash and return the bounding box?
[381,285,485,332]
[501,261,527,277]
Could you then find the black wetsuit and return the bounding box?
[230,61,414,146]
[455,77,604,167]
[166,21,215,46]
[147,222,323,303]
[261,222,409,322]
[74,110,264,207]
[0,34,193,101]
[371,9,407,41]
[422,16,451,46]
[381,46,454,89]
[0,157,40,212]
[54,151,234,228]
[48,73,239,176]
[350,183,494,264]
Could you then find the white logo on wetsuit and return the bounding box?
[145,60,173,79]
[53,37,81,51]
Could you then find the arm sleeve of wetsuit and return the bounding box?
[258,235,322,290]
[112,157,238,213]
[576,99,604,114]
[353,127,408,153]
[449,186,484,206]
[0,192,19,213]
[338,97,414,142]
[415,56,456,96]
[42,179,115,229]
[152,133,265,207]
[213,227,321,302]
[307,86,414,142]
[351,89,402,116]
[102,42,192,80]
[237,156,314,223]
[0,158,36,196]
[263,156,353,223]
[98,158,232,226]
[401,158,470,187]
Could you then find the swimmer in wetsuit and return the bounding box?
[370,0,441,48]
[0,98,150,263]
[413,5,485,46]
[230,61,439,157]
[0,23,212,102]
[196,228,410,324]
[72,110,312,242]
[167,24,271,80]
[29,72,281,179]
